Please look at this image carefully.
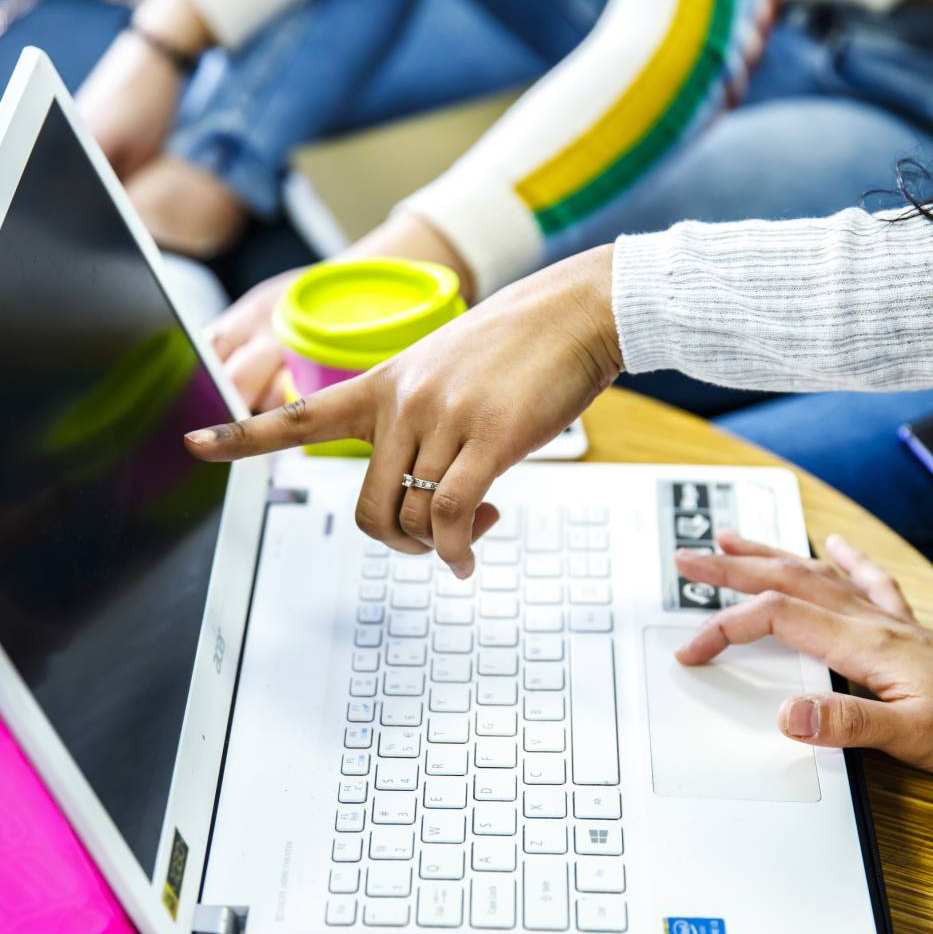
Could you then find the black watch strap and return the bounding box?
[128,22,200,76]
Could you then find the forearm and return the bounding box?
[611,208,933,392]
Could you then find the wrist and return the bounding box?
[134,0,214,55]
[577,244,623,381]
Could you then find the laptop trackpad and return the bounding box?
[644,627,821,802]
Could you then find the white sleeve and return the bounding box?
[191,0,301,48]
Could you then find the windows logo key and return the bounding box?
[589,828,609,846]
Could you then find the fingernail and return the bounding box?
[674,548,701,561]
[825,533,844,549]
[785,698,820,738]
[185,429,215,446]
[451,556,475,580]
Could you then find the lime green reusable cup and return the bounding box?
[274,257,466,456]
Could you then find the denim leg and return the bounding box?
[715,392,933,560]
[0,0,129,91]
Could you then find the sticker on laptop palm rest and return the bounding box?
[0,719,134,933]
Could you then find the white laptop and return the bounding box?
[0,50,888,934]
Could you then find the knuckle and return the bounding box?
[398,501,431,540]
[834,701,870,744]
[758,589,789,613]
[777,557,807,580]
[279,396,308,431]
[432,490,466,523]
[354,497,384,539]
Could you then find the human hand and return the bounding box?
[675,530,933,772]
[77,0,212,178]
[187,245,620,576]
[205,212,475,411]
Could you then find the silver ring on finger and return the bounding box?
[402,473,439,493]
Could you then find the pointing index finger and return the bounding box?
[184,377,373,462]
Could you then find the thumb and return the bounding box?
[778,692,903,752]
[184,377,372,462]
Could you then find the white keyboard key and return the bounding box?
[567,554,611,578]
[386,640,427,667]
[363,539,390,557]
[523,821,568,854]
[352,649,380,673]
[379,727,421,758]
[369,828,415,860]
[473,803,517,836]
[342,752,370,776]
[325,897,357,926]
[473,772,517,802]
[434,600,474,625]
[344,726,373,749]
[524,695,565,721]
[347,701,375,723]
[384,671,426,696]
[567,505,608,525]
[480,567,519,591]
[388,611,429,638]
[422,812,466,844]
[524,581,563,605]
[436,573,475,598]
[476,708,517,737]
[391,585,431,610]
[479,594,520,619]
[576,895,627,932]
[524,663,565,691]
[472,839,517,872]
[357,603,385,624]
[359,581,386,601]
[381,699,423,727]
[478,622,519,648]
[417,883,464,928]
[471,877,516,929]
[362,560,388,579]
[475,739,517,769]
[574,790,622,820]
[523,755,566,785]
[477,649,518,677]
[338,780,368,804]
[476,678,518,706]
[375,761,419,792]
[524,554,562,578]
[350,675,378,697]
[366,863,412,897]
[336,806,365,833]
[425,746,468,776]
[427,716,470,744]
[570,638,619,785]
[332,835,363,862]
[355,626,382,648]
[569,607,613,633]
[363,901,410,927]
[419,844,465,880]
[394,559,432,583]
[524,635,564,662]
[523,789,567,819]
[569,581,612,605]
[524,608,564,633]
[329,867,359,893]
[431,656,472,683]
[567,528,609,551]
[576,858,625,894]
[432,628,473,654]
[481,541,520,565]
[524,725,566,753]
[523,858,569,930]
[525,511,563,553]
[429,685,471,713]
[484,508,520,540]
[574,823,623,856]
[423,777,467,809]
[372,792,416,825]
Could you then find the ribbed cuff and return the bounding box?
[192,0,296,47]
[399,171,544,301]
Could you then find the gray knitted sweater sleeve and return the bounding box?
[611,207,932,392]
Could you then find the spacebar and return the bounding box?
[570,638,619,785]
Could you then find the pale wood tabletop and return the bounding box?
[581,387,933,933]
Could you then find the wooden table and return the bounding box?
[581,388,933,933]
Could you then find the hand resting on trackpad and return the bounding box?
[644,626,821,802]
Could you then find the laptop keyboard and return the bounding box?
[326,506,625,931]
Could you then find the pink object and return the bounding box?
[0,719,135,933]
[283,348,359,395]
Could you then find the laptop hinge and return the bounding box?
[266,486,308,505]
[192,904,248,934]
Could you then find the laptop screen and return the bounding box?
[0,101,232,878]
